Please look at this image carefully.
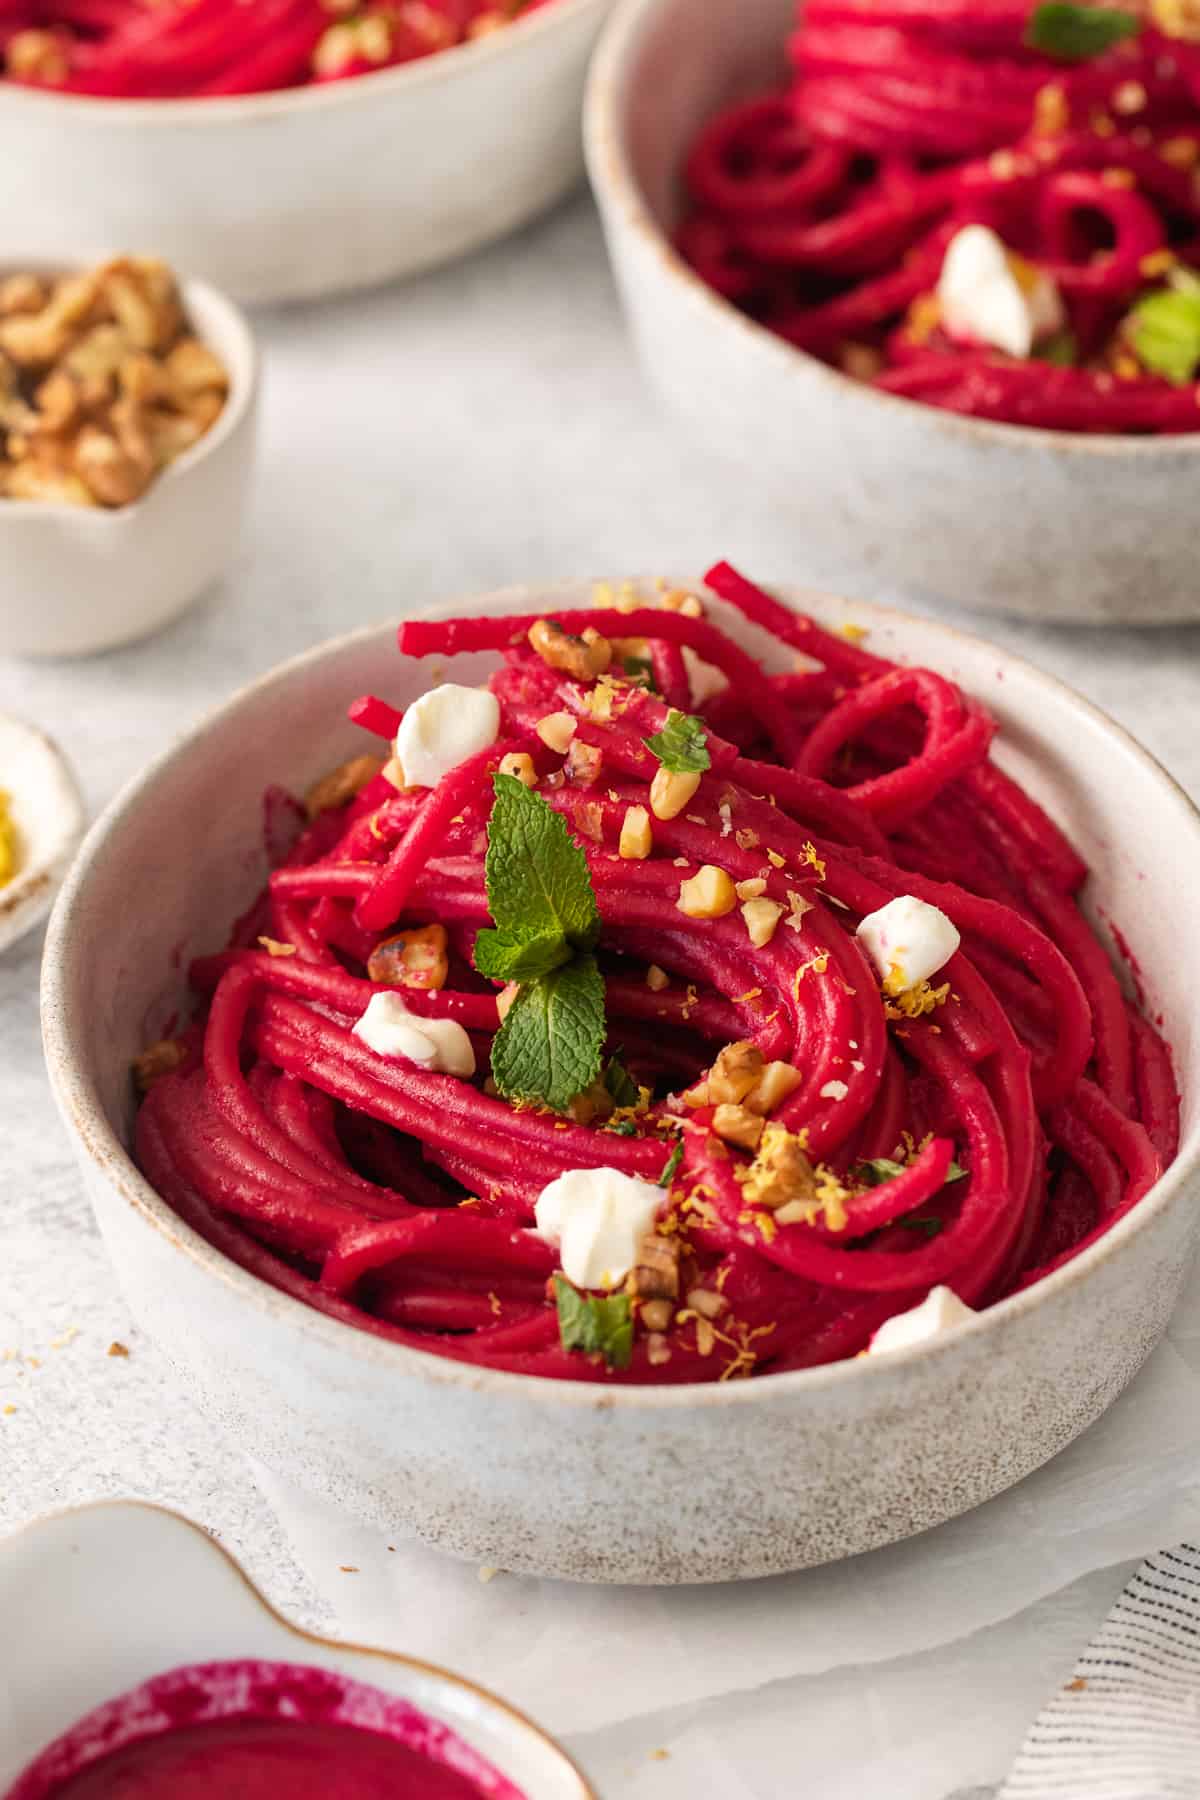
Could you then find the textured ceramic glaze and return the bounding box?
[0,0,614,308]
[0,714,84,953]
[584,0,1200,626]
[0,1502,594,1798]
[0,274,258,659]
[40,584,1200,1583]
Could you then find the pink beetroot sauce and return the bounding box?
[5,1660,527,1800]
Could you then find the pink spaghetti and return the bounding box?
[133,568,1179,1383]
[678,1,1200,431]
[0,0,558,97]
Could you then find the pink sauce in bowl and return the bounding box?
[4,1660,527,1800]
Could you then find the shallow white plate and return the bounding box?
[0,1502,594,1799]
[0,715,84,954]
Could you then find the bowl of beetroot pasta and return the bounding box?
[41,569,1200,1582]
[0,0,614,305]
[586,0,1200,623]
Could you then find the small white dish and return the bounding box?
[0,1501,594,1800]
[0,268,258,660]
[0,0,615,308]
[585,0,1200,625]
[0,713,83,953]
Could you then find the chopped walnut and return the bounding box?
[527,618,613,681]
[367,923,449,992]
[0,256,228,509]
[132,1038,187,1095]
[711,1103,765,1152]
[565,738,603,787]
[303,753,383,820]
[741,1125,818,1212]
[566,1077,615,1126]
[4,27,70,83]
[708,1040,765,1106]
[632,1231,681,1300]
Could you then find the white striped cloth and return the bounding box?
[998,1543,1200,1798]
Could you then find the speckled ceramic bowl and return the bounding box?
[585,0,1200,625]
[0,1501,594,1798]
[0,0,614,308]
[40,582,1200,1584]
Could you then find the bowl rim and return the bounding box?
[0,0,611,127]
[0,1498,598,1799]
[0,712,84,952]
[584,0,1200,458]
[39,579,1200,1413]
[0,267,258,527]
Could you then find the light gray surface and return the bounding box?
[2,194,1199,1796]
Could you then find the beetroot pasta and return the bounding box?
[132,568,1178,1383]
[0,0,559,97]
[678,1,1200,431]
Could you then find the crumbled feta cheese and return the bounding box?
[868,1287,976,1355]
[534,1167,663,1291]
[856,895,960,995]
[394,684,500,789]
[353,991,476,1077]
[819,1079,849,1101]
[937,224,1065,359]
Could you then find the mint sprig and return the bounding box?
[643,709,711,775]
[478,776,606,1112]
[603,1052,640,1109]
[659,1139,684,1188]
[1128,284,1200,386]
[1025,3,1140,60]
[553,1275,633,1368]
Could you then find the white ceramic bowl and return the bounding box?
[585,0,1200,626]
[0,0,614,308]
[40,581,1200,1583]
[0,270,258,659]
[0,1502,594,1798]
[0,713,84,953]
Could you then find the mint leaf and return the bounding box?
[900,1215,944,1239]
[607,1119,638,1137]
[1040,329,1077,367]
[1025,3,1139,60]
[659,1139,684,1188]
[643,710,711,775]
[474,927,571,983]
[856,1156,968,1188]
[1129,286,1200,385]
[603,1052,640,1109]
[485,773,599,952]
[553,1276,633,1368]
[490,953,605,1112]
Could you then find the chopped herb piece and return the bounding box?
[1128,285,1200,385]
[1025,3,1140,61]
[658,1139,684,1188]
[643,709,711,775]
[553,1275,633,1369]
[602,1052,640,1109]
[622,655,658,691]
[607,1118,639,1137]
[1040,329,1077,366]
[900,1215,945,1239]
[855,1155,968,1188]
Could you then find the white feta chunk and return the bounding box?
[856,895,960,996]
[534,1167,663,1292]
[937,224,1065,359]
[395,684,500,790]
[868,1286,976,1356]
[353,991,476,1078]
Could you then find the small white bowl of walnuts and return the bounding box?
[0,253,258,657]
